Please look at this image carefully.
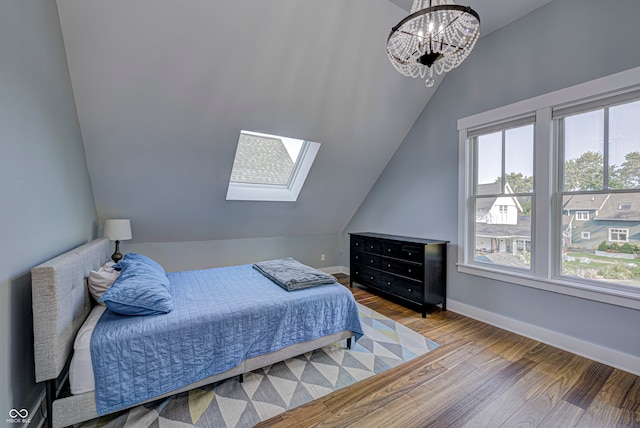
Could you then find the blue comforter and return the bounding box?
[90,264,363,415]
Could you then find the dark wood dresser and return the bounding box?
[349,232,448,317]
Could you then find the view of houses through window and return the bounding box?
[473,124,534,269]
[559,99,640,286]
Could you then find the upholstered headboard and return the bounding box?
[31,238,111,383]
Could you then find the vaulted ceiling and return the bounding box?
[56,0,552,243]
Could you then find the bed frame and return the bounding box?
[32,238,353,428]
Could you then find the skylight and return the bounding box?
[226,130,320,202]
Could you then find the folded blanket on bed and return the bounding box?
[253,257,337,291]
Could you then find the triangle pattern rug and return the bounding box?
[77,303,439,428]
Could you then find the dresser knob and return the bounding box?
[387,264,391,268]
[388,249,391,252]
[408,252,412,256]
[408,269,412,273]
[387,282,391,286]
[370,245,374,249]
[408,288,412,292]
[370,259,374,264]
[370,276,374,280]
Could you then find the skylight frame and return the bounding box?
[226,130,321,202]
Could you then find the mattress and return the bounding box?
[70,305,105,394]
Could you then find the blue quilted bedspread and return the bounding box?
[90,264,363,415]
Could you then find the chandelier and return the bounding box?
[387,0,480,87]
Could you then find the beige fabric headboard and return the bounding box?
[31,238,111,382]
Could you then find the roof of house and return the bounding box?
[230,134,294,186]
[476,182,523,212]
[563,194,609,211]
[476,216,532,239]
[594,193,640,221]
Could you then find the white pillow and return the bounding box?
[88,261,120,305]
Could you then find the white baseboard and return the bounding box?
[319,266,348,275]
[448,299,640,376]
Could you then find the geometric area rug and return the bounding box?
[75,303,439,428]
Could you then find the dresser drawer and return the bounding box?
[382,241,423,263]
[364,239,382,254]
[351,266,382,287]
[380,258,422,281]
[352,236,365,252]
[352,252,381,268]
[383,275,422,303]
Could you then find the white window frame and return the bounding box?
[576,211,590,221]
[609,228,629,243]
[458,66,640,311]
[581,231,591,240]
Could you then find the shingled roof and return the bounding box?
[230,133,295,186]
[594,193,640,221]
[563,194,609,212]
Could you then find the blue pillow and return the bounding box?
[99,257,173,316]
[115,253,166,275]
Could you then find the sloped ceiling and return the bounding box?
[56,0,551,243]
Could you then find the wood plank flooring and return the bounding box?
[256,274,640,428]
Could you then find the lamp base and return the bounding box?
[111,240,123,263]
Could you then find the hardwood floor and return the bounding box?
[256,274,640,428]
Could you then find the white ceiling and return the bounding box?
[56,0,553,243]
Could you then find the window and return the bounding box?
[576,211,590,221]
[609,228,629,242]
[458,66,640,309]
[226,130,320,201]
[557,100,640,284]
[470,122,534,270]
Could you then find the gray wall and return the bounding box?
[344,0,640,358]
[0,0,97,421]
[126,233,342,273]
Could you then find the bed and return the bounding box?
[31,238,362,428]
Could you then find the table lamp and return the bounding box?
[103,219,132,262]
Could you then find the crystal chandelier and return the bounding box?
[387,0,480,87]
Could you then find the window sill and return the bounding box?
[456,263,640,310]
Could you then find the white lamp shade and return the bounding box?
[103,219,132,241]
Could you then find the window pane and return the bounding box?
[609,100,640,189]
[230,131,304,186]
[561,192,640,286]
[505,124,534,193]
[476,132,502,194]
[475,196,532,269]
[563,110,605,191]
